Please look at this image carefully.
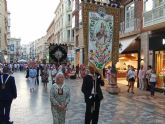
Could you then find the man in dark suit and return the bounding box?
[81,66,104,124]
[0,66,17,124]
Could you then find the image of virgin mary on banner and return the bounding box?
[88,9,114,70]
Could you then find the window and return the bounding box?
[79,8,82,24]
[125,2,134,30]
[72,16,75,28]
[68,14,71,22]
[72,0,75,11]
[144,0,153,12]
[72,29,74,38]
[68,0,71,7]
[67,30,70,41]
[154,0,163,7]
[76,35,79,47]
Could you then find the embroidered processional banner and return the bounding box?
[88,11,113,69]
[82,3,120,70]
[49,44,68,64]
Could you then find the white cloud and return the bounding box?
[7,0,59,44]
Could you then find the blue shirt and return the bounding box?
[29,69,37,78]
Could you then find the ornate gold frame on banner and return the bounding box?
[82,2,120,66]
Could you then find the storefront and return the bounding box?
[117,35,141,78]
[117,53,138,78]
[104,35,140,87]
[75,49,80,65]
[67,50,75,64]
[149,30,165,89]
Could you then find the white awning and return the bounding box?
[119,35,138,54]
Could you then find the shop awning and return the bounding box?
[119,35,140,54]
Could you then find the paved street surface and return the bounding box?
[10,72,165,124]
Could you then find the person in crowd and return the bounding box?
[76,64,80,78]
[106,66,111,84]
[58,65,63,73]
[0,66,17,124]
[72,65,75,71]
[126,65,131,86]
[8,64,13,74]
[35,65,40,85]
[64,65,70,79]
[51,66,57,84]
[29,65,37,92]
[14,64,17,72]
[41,66,49,88]
[138,65,146,90]
[50,72,70,124]
[146,65,152,91]
[149,69,157,97]
[0,64,3,75]
[17,64,20,71]
[25,67,29,80]
[80,64,87,78]
[127,66,136,94]
[62,65,66,75]
[81,65,104,124]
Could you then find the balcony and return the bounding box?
[66,21,71,27]
[143,3,165,28]
[66,6,72,12]
[120,18,141,37]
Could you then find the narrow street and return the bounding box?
[11,72,165,124]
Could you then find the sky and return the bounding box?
[7,0,59,45]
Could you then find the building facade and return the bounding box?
[46,0,74,64]
[72,0,83,65]
[0,0,8,63]
[142,0,165,89]
[53,0,73,46]
[117,0,143,79]
[29,41,36,60]
[8,38,21,63]
[47,20,55,44]
[35,35,47,63]
[7,12,11,46]
[20,44,30,61]
[118,0,165,89]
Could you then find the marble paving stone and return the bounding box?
[10,72,165,124]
